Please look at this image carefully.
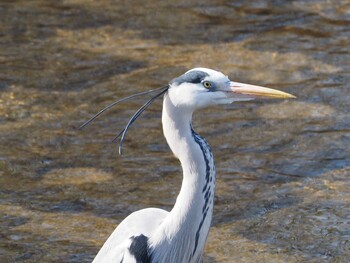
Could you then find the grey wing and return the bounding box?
[92,208,168,263]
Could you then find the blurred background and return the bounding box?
[0,0,349,262]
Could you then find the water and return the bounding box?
[0,0,349,262]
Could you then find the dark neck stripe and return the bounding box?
[190,127,215,259]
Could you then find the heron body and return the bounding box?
[90,68,295,263]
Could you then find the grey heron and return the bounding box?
[81,68,295,263]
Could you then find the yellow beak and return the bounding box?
[229,81,296,99]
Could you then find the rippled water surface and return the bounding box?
[1,0,350,262]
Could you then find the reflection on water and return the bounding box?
[0,0,349,262]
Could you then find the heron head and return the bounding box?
[168,67,295,110]
[80,67,295,154]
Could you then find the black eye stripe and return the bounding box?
[171,71,209,85]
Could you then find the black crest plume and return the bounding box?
[79,85,169,154]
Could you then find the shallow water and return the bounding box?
[0,0,349,262]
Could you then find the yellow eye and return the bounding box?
[203,81,212,89]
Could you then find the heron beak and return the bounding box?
[228,81,296,99]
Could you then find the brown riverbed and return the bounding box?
[0,0,350,262]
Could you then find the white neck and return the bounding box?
[149,93,216,263]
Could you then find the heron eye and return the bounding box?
[202,81,212,89]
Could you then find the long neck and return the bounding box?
[150,94,216,263]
